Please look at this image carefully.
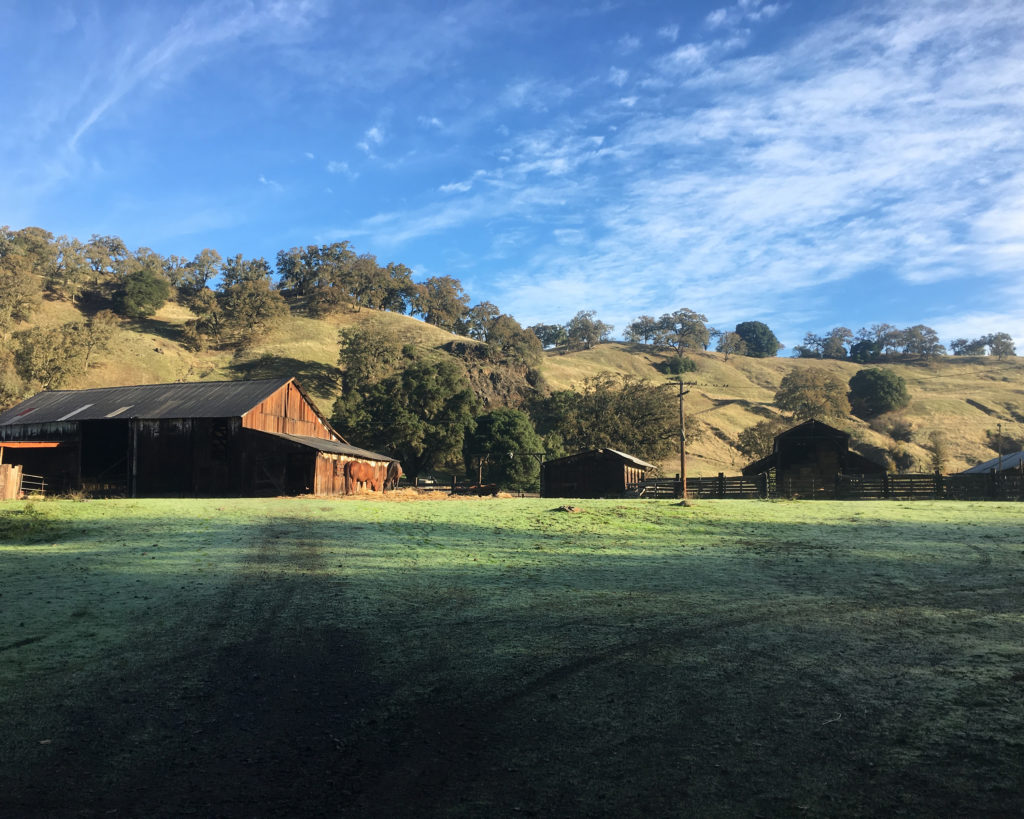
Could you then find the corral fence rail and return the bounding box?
[628,474,765,499]
[629,470,1024,501]
[19,473,47,497]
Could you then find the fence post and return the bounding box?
[717,472,725,499]
[882,473,890,499]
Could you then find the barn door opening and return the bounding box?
[80,420,130,496]
[284,453,313,495]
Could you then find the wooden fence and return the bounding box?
[629,470,1024,501]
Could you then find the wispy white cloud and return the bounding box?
[705,9,729,29]
[357,125,385,155]
[258,174,283,191]
[608,67,629,87]
[343,0,1024,343]
[326,160,356,178]
[617,34,641,54]
[0,0,328,221]
[707,0,783,30]
[657,24,679,42]
[68,1,327,152]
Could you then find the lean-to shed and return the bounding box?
[541,448,656,498]
[0,377,397,497]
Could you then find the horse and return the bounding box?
[384,460,402,491]
[345,460,381,493]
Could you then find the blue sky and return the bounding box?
[3,0,1024,351]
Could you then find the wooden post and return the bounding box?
[678,381,690,500]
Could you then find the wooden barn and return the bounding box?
[541,448,656,498]
[0,377,398,497]
[741,418,884,494]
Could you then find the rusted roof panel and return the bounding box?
[0,378,294,425]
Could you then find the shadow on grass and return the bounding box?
[129,315,186,344]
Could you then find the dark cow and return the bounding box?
[384,460,402,491]
[345,460,381,493]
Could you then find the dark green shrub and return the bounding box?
[848,368,910,418]
[663,356,696,375]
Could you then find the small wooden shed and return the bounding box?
[741,418,885,492]
[0,377,396,497]
[541,448,656,498]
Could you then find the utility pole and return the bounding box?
[678,380,690,499]
[997,422,1003,473]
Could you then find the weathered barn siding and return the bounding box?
[242,380,336,441]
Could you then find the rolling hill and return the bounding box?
[10,297,1023,477]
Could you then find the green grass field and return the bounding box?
[2,496,1023,816]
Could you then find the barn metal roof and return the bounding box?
[256,430,394,462]
[544,448,657,470]
[0,378,294,425]
[962,450,1024,474]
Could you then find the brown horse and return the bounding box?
[384,460,402,491]
[345,460,381,493]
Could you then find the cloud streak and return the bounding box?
[346,0,1024,344]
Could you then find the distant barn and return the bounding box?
[0,377,396,497]
[541,448,656,498]
[742,418,884,495]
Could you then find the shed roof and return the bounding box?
[255,430,394,462]
[776,419,849,441]
[544,448,657,470]
[961,450,1024,474]
[0,378,295,425]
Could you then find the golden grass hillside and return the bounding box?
[547,343,1024,475]
[12,298,1023,476]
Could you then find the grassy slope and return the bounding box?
[545,343,1024,475]
[19,299,1024,475]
